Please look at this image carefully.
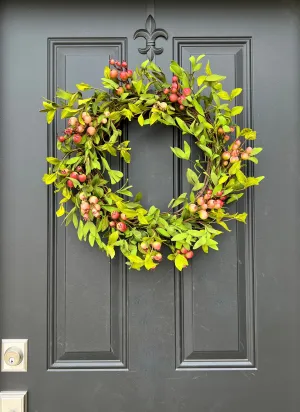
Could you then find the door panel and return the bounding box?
[0,0,299,411]
[173,38,254,369]
[48,38,128,370]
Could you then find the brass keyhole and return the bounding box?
[3,347,23,367]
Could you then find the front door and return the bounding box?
[1,0,299,411]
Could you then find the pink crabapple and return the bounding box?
[70,172,78,180]
[73,134,82,144]
[87,126,96,136]
[199,210,208,220]
[111,211,120,220]
[185,251,194,259]
[152,241,162,251]
[78,174,87,183]
[89,196,99,204]
[117,222,127,232]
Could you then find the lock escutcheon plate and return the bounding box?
[0,391,27,412]
[1,340,28,372]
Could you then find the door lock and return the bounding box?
[1,340,28,372]
[4,347,23,366]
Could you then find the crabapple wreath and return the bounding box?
[41,55,264,271]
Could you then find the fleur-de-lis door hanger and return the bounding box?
[133,15,168,61]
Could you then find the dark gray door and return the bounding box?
[1,0,299,411]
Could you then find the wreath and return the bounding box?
[41,55,264,271]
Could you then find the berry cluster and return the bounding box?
[218,126,253,166]
[175,247,194,261]
[163,76,192,110]
[109,211,127,232]
[109,59,133,95]
[140,241,163,262]
[58,111,110,144]
[188,189,227,220]
[79,193,101,221]
[65,167,87,188]
[57,112,111,188]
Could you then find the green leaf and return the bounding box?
[141,59,149,69]
[101,156,110,171]
[218,175,229,185]
[235,212,248,223]
[78,98,91,105]
[65,156,81,165]
[192,99,204,116]
[176,117,190,134]
[206,238,219,250]
[167,254,176,261]
[205,61,212,75]
[197,75,207,86]
[121,150,131,163]
[56,88,72,100]
[212,184,223,196]
[171,233,187,241]
[47,110,56,124]
[42,173,57,185]
[175,254,188,271]
[76,82,92,91]
[228,161,241,175]
[46,157,60,165]
[189,55,196,68]
[56,205,65,217]
[193,236,206,249]
[134,192,143,202]
[157,228,171,238]
[43,101,54,110]
[183,141,191,159]
[78,220,84,240]
[227,193,244,204]
[72,213,78,229]
[132,80,143,95]
[206,74,226,82]
[102,79,119,90]
[88,232,96,247]
[128,103,142,114]
[248,156,258,164]
[137,212,148,225]
[230,88,242,100]
[241,129,257,140]
[108,170,123,184]
[196,54,206,62]
[210,171,218,186]
[145,254,156,270]
[236,170,247,185]
[104,66,110,79]
[231,106,244,116]
[106,245,115,258]
[108,231,119,246]
[170,146,189,160]
[138,113,144,126]
[250,147,263,156]
[61,107,79,119]
[128,255,144,265]
[170,61,183,77]
[199,144,212,158]
[150,112,160,125]
[149,61,161,72]
[217,91,230,100]
[186,168,199,185]
[188,230,203,237]
[244,176,265,188]
[172,193,187,208]
[217,221,231,231]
